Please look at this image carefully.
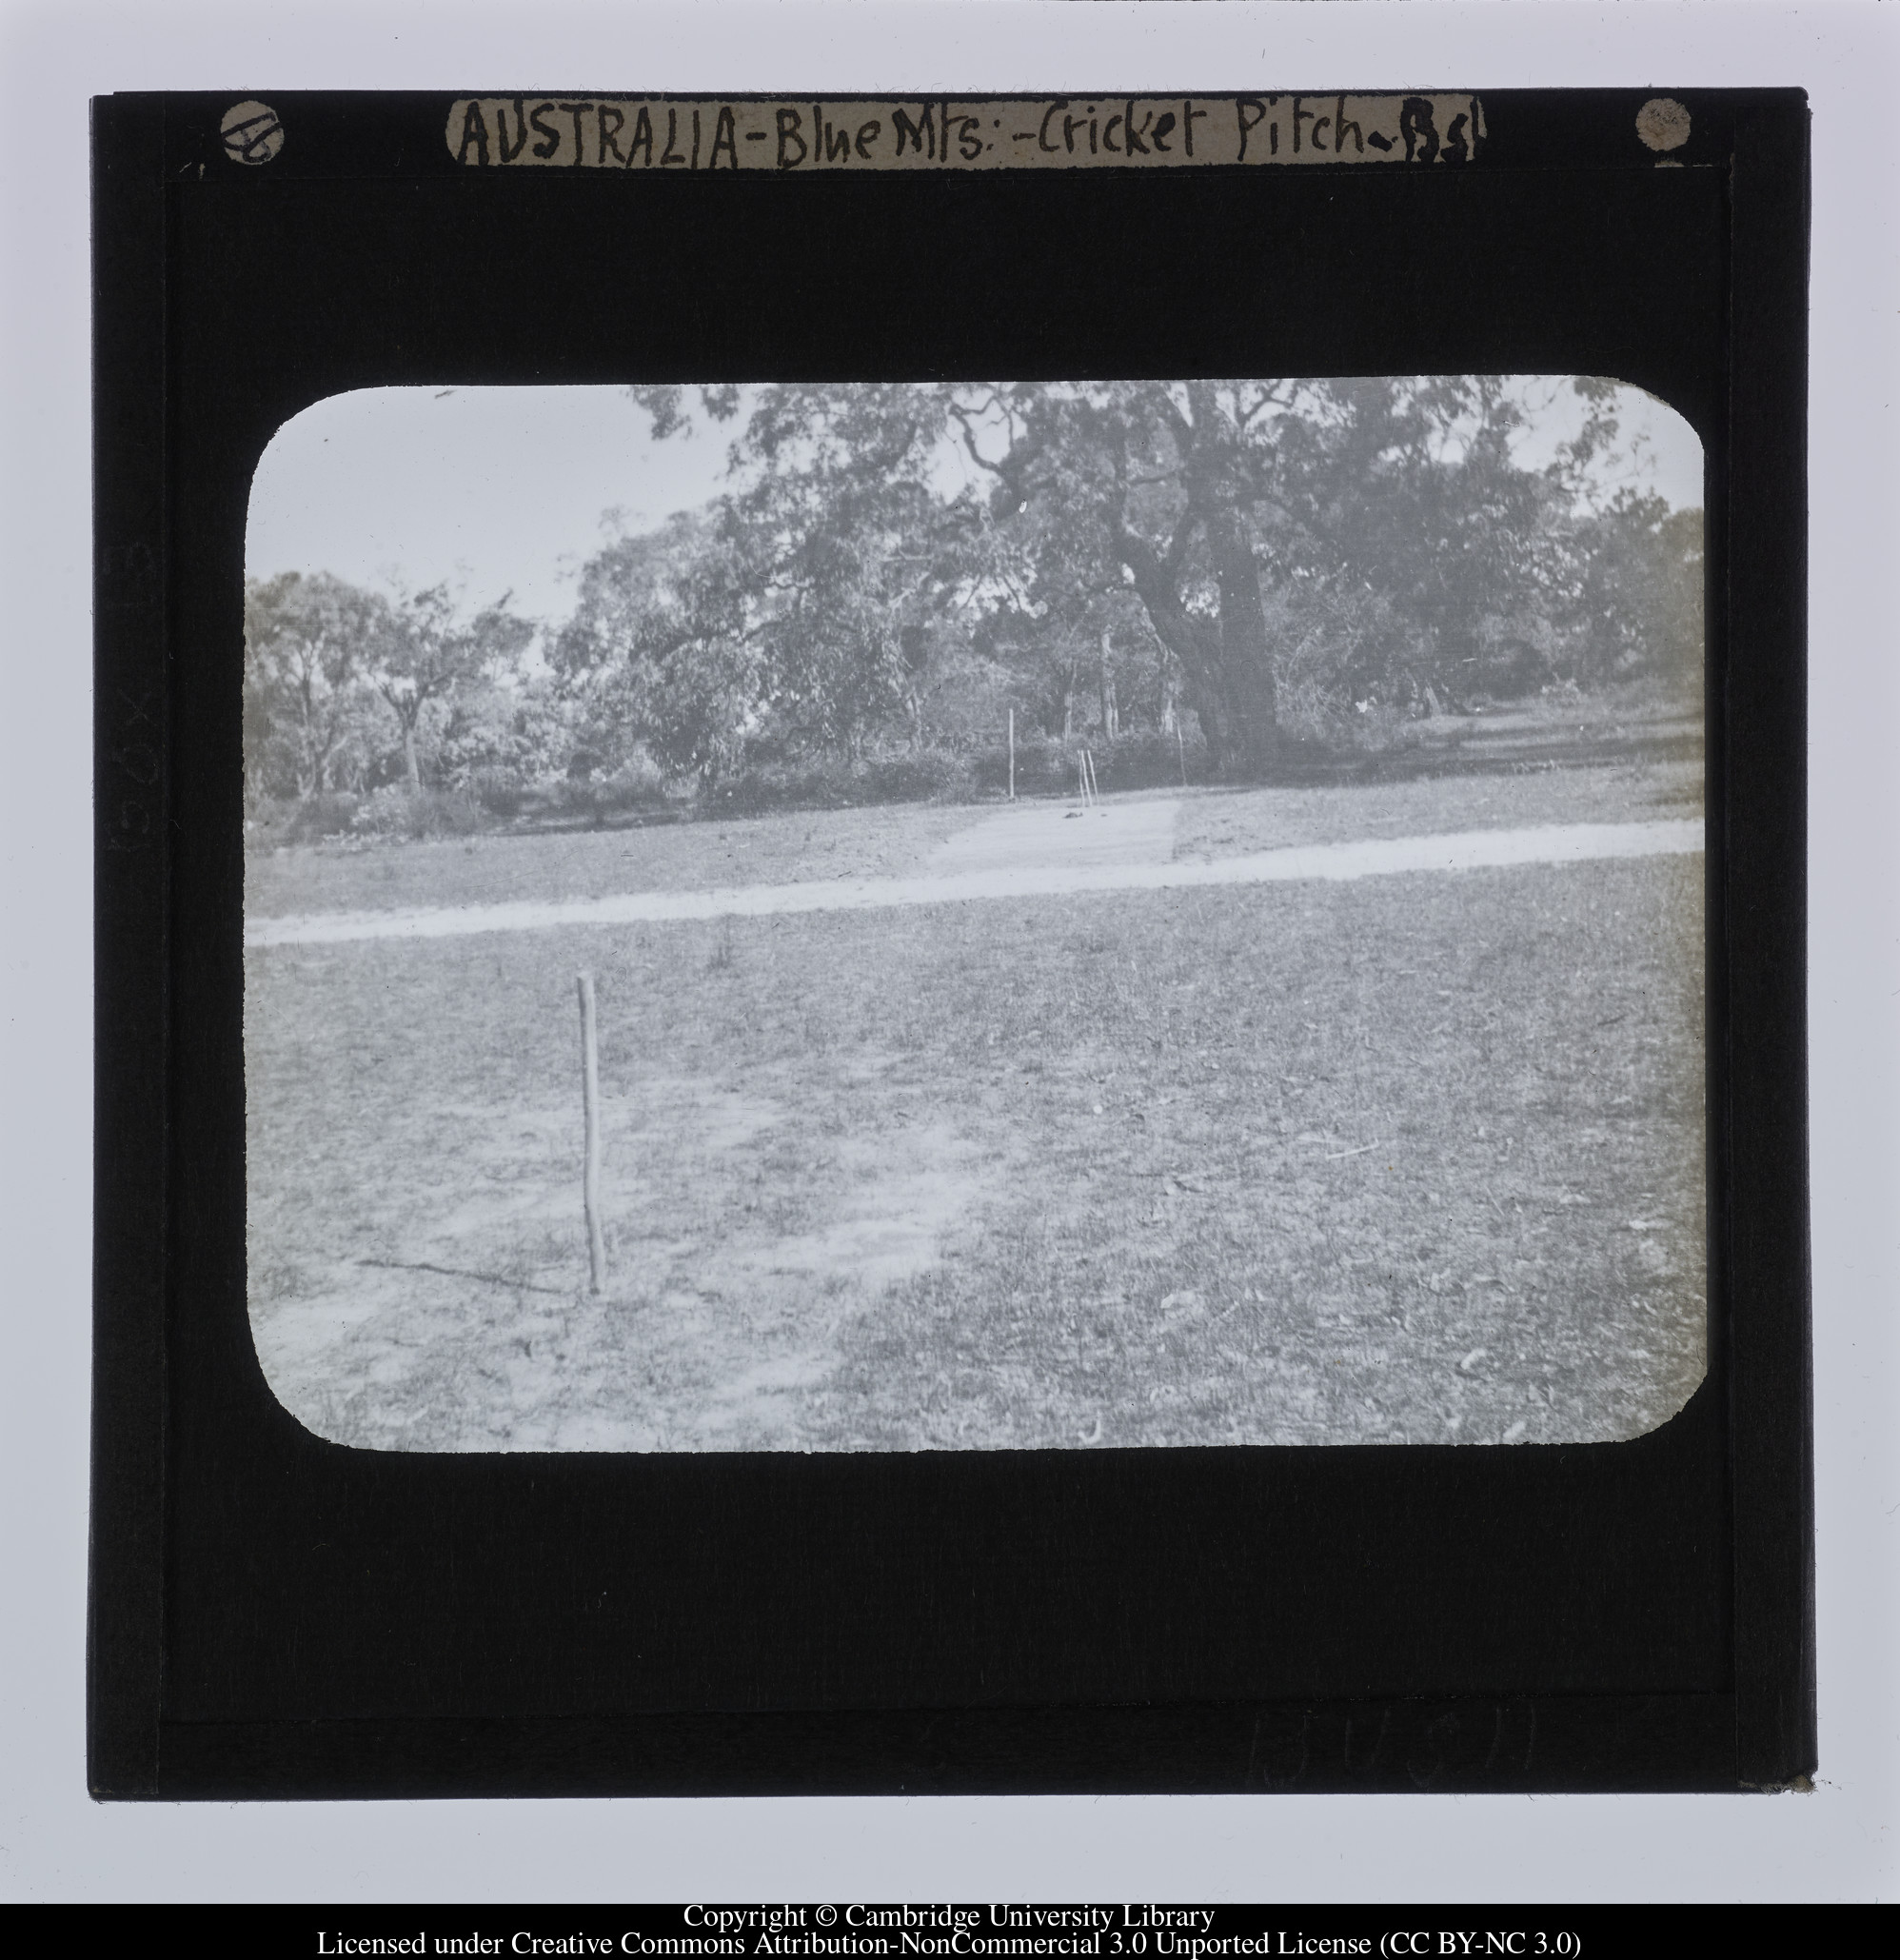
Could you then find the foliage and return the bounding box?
[245,789,365,847]
[706,743,976,818]
[243,571,388,801]
[245,378,1705,834]
[370,584,537,791]
[572,377,1703,788]
[968,726,1211,798]
[1563,497,1704,686]
[347,784,490,841]
[552,511,768,782]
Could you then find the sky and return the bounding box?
[246,380,1707,630]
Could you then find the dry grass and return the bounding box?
[244,796,982,920]
[1174,759,1702,862]
[247,747,1702,923]
[247,832,1707,1453]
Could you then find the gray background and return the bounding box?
[3,0,1892,1904]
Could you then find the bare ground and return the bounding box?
[247,839,1706,1453]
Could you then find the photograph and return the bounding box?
[242,374,1709,1456]
[43,0,1866,1857]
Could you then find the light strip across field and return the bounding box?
[245,818,1705,948]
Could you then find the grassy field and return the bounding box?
[244,797,983,920]
[246,747,1707,1453]
[1173,757,1702,861]
[247,750,1703,921]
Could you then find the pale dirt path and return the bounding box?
[246,817,1704,948]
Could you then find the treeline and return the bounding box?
[245,377,1702,828]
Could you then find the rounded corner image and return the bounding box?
[242,377,1708,1457]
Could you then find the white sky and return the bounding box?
[246,380,1706,629]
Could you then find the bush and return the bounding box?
[469,768,525,821]
[246,791,363,847]
[708,744,975,817]
[348,785,488,841]
[1091,727,1210,791]
[862,747,974,802]
[544,764,672,825]
[971,726,1209,796]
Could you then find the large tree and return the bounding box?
[723,380,1309,774]
[569,377,1690,783]
[243,570,386,799]
[369,584,535,791]
[553,510,768,782]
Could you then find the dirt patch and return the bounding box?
[926,799,1180,875]
[250,1062,1005,1453]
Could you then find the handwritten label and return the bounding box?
[445,95,1486,172]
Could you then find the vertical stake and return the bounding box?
[577,971,606,1296]
[1008,707,1016,801]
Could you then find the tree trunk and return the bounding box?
[403,720,422,793]
[1207,510,1277,778]
[1193,694,1225,772]
[1114,532,1231,772]
[1097,629,1118,740]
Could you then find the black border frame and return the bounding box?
[89,88,1812,1797]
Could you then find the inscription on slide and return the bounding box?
[445,95,1486,172]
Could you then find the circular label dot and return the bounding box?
[221,101,285,166]
[1635,98,1691,152]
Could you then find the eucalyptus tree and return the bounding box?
[369,584,536,792]
[575,376,1686,783]
[242,570,386,799]
[628,379,1332,775]
[553,509,770,782]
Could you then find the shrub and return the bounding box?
[862,747,974,802]
[348,785,487,841]
[705,758,850,817]
[708,744,975,817]
[522,752,671,827]
[971,726,1209,795]
[247,791,363,847]
[469,768,525,821]
[1091,727,1210,791]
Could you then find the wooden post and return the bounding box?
[1008,707,1016,801]
[577,971,606,1295]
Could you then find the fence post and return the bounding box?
[577,971,606,1295]
[1008,708,1016,801]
